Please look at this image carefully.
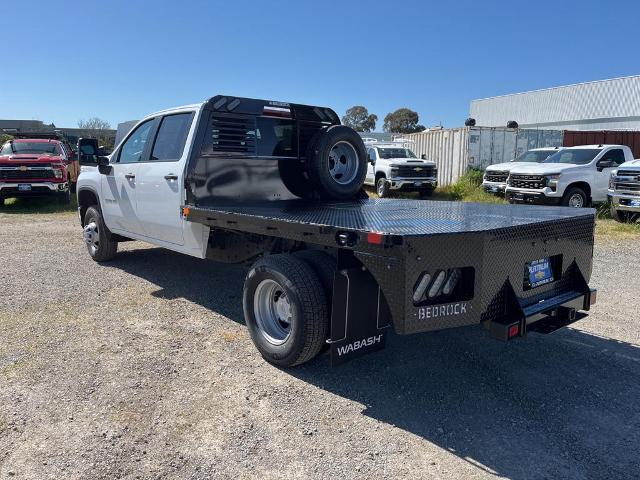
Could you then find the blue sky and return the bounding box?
[1,0,639,131]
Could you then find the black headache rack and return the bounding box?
[184,199,597,365]
[184,95,342,206]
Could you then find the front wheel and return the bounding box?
[83,206,118,262]
[562,187,588,208]
[243,254,329,367]
[376,177,390,198]
[419,188,433,198]
[610,206,629,223]
[57,189,71,205]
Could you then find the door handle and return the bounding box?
[164,174,178,181]
[124,173,136,180]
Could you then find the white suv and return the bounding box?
[363,141,437,197]
[505,145,633,208]
[482,147,562,194]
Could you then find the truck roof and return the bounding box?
[562,144,623,149]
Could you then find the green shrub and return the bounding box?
[435,169,505,204]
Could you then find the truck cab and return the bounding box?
[505,145,633,208]
[483,147,561,194]
[608,159,640,222]
[363,140,437,197]
[0,136,76,205]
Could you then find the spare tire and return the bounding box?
[306,125,367,200]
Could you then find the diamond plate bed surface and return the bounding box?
[197,198,595,235]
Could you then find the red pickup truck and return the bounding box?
[0,137,79,205]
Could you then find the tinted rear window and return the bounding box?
[256,117,297,157]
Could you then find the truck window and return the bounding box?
[601,148,626,165]
[368,148,376,162]
[256,117,297,157]
[118,119,155,163]
[544,149,601,165]
[150,113,194,161]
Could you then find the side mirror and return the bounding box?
[97,156,111,175]
[421,154,427,160]
[597,159,614,172]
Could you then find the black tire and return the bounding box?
[419,188,433,198]
[376,176,390,198]
[243,254,329,367]
[0,198,4,206]
[293,250,336,301]
[83,206,118,262]
[57,189,71,205]
[306,125,367,200]
[562,187,588,208]
[610,206,628,223]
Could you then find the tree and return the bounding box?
[383,108,425,134]
[342,106,377,132]
[77,117,113,149]
[77,117,111,130]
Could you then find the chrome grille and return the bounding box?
[613,171,640,192]
[485,170,509,183]
[395,165,436,178]
[508,174,546,189]
[0,164,54,180]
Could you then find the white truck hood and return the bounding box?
[388,159,436,167]
[618,159,640,171]
[509,163,579,175]
[486,162,536,172]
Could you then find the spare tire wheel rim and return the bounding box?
[568,193,584,207]
[254,279,292,345]
[328,141,360,185]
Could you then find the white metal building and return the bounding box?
[470,75,640,131]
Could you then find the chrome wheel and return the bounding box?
[328,141,360,185]
[253,279,292,345]
[83,220,99,256]
[568,193,584,208]
[377,179,386,196]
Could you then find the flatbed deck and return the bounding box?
[186,198,595,247]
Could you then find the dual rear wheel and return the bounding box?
[243,251,335,367]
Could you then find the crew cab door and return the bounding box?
[366,147,376,184]
[100,119,156,234]
[593,148,626,201]
[135,112,195,245]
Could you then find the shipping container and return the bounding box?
[563,130,640,159]
[404,127,563,186]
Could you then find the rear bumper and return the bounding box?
[0,182,69,198]
[487,288,596,340]
[608,192,640,213]
[388,177,437,191]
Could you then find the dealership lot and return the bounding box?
[0,209,639,479]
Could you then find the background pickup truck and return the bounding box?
[0,136,77,205]
[482,147,561,194]
[76,95,597,367]
[505,144,633,208]
[608,159,640,222]
[363,140,437,197]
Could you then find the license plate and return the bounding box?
[18,184,31,191]
[630,199,640,207]
[414,182,422,187]
[490,186,499,193]
[526,257,553,288]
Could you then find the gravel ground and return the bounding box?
[0,210,639,480]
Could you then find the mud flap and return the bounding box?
[328,262,392,367]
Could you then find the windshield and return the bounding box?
[512,150,556,163]
[543,149,601,165]
[377,148,417,159]
[0,141,61,155]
